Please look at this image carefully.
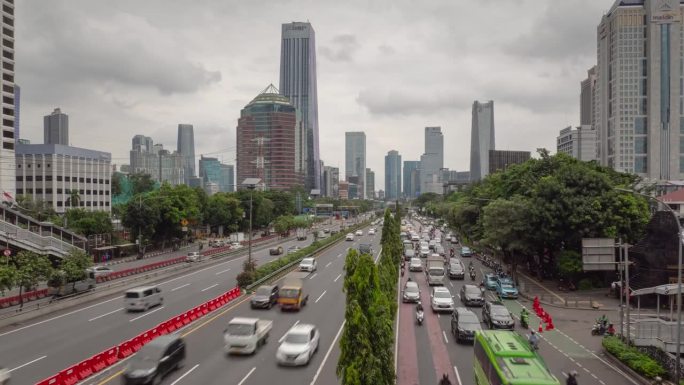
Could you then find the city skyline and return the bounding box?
[13,0,615,187]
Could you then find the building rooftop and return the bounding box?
[16,143,111,161]
[246,84,293,107]
[660,188,684,203]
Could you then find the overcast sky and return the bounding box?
[16,0,613,187]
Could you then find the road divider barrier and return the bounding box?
[0,288,49,309]
[35,286,242,385]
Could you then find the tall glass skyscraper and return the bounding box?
[385,150,402,200]
[420,127,444,194]
[595,0,683,180]
[177,124,195,183]
[44,108,69,146]
[403,160,420,198]
[345,132,366,199]
[470,101,495,181]
[279,22,320,191]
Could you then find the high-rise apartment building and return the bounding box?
[385,150,402,200]
[595,0,684,180]
[580,66,597,126]
[488,150,531,174]
[557,125,598,161]
[177,124,196,183]
[403,160,420,198]
[220,164,234,192]
[0,0,15,198]
[198,156,234,193]
[13,84,18,142]
[129,139,184,186]
[420,127,444,194]
[366,168,375,200]
[470,101,495,181]
[236,85,303,190]
[44,108,69,146]
[132,135,153,153]
[279,22,320,191]
[345,132,366,199]
[322,166,339,198]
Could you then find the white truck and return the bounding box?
[426,256,445,286]
[223,317,273,355]
[229,232,245,243]
[296,228,307,241]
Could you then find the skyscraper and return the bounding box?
[220,164,234,192]
[366,168,375,199]
[557,125,597,161]
[132,135,153,152]
[279,22,320,191]
[323,166,339,198]
[595,0,683,180]
[13,84,19,142]
[470,101,495,181]
[403,160,420,198]
[44,108,69,146]
[580,66,597,126]
[0,1,15,197]
[236,84,303,190]
[385,150,402,200]
[345,132,366,199]
[420,127,444,194]
[177,124,196,183]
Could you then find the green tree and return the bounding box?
[274,215,295,235]
[65,209,113,237]
[11,251,53,306]
[205,193,243,233]
[15,196,59,222]
[66,189,81,209]
[60,249,93,291]
[111,173,123,196]
[129,173,157,195]
[481,197,532,281]
[0,262,16,296]
[557,250,583,278]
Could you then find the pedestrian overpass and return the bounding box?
[631,284,684,354]
[0,205,86,259]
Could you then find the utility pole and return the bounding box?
[618,238,624,338]
[625,243,630,343]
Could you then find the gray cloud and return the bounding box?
[356,88,470,116]
[320,34,360,62]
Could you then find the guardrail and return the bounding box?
[0,288,49,308]
[35,286,242,385]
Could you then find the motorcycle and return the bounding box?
[416,309,424,325]
[470,270,476,281]
[591,322,614,336]
[520,314,529,329]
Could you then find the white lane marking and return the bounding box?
[215,268,231,275]
[169,363,199,385]
[279,320,300,343]
[238,367,256,385]
[310,320,346,385]
[442,330,449,344]
[201,283,218,292]
[325,261,332,268]
[309,273,318,280]
[449,282,454,288]
[129,306,165,322]
[453,365,463,385]
[171,283,191,292]
[315,290,327,303]
[374,247,383,263]
[337,253,342,258]
[88,307,123,322]
[334,274,342,282]
[8,355,47,372]
[0,295,122,338]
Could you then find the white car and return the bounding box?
[88,266,114,278]
[409,258,423,272]
[355,230,363,236]
[368,228,376,235]
[345,233,355,241]
[0,367,9,385]
[276,324,320,366]
[231,242,243,249]
[431,287,455,313]
[299,257,317,272]
[420,246,430,258]
[187,251,202,262]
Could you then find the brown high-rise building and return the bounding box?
[236,84,303,190]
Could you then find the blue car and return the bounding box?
[460,246,472,257]
[496,277,519,299]
[483,273,498,291]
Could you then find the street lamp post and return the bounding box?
[616,188,682,383]
[242,178,261,274]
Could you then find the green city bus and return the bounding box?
[473,330,560,385]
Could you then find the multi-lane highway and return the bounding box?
[397,219,640,385]
[82,225,382,385]
[0,232,326,385]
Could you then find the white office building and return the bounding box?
[557,125,598,161]
[0,0,15,199]
[470,101,495,181]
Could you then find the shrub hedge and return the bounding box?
[602,336,666,379]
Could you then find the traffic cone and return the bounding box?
[538,321,544,333]
[546,317,555,331]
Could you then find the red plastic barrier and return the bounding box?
[103,347,118,366]
[200,303,209,315]
[130,336,143,352]
[117,341,133,359]
[188,308,198,322]
[76,359,93,380]
[35,374,62,385]
[208,298,217,311]
[60,365,79,385]
[181,312,190,325]
[140,330,152,345]
[90,352,106,373]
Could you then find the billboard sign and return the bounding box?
[582,238,616,271]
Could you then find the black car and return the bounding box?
[448,258,465,279]
[358,243,373,254]
[459,284,484,307]
[122,335,186,385]
[450,307,482,343]
[482,301,515,330]
[251,284,279,309]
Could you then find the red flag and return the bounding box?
[2,191,12,201]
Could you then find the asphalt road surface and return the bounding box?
[396,219,640,385]
[82,224,381,385]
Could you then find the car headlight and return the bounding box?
[298,350,310,359]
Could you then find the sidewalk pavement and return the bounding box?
[516,269,622,311]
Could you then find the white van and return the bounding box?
[125,286,163,312]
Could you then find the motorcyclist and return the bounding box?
[607,323,615,336]
[520,308,530,325]
[416,301,424,313]
[528,330,539,350]
[566,370,578,385]
[597,314,608,334]
[439,373,452,385]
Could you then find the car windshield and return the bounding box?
[284,332,309,344]
[487,276,497,282]
[501,284,514,289]
[434,290,451,298]
[255,287,272,296]
[125,292,140,299]
[405,285,418,293]
[301,259,313,266]
[465,287,481,295]
[460,314,479,324]
[492,307,510,316]
[226,323,255,336]
[280,288,300,298]
[128,344,164,371]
